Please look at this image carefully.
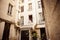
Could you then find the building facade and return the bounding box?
[18,0,46,40]
[0,0,20,40]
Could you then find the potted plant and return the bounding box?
[32,31,37,40]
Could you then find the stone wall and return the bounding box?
[42,0,60,40]
[0,21,5,40]
[9,24,17,40]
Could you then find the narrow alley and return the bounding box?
[0,0,60,40]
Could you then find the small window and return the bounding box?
[19,6,20,9]
[39,12,45,21]
[18,11,20,13]
[21,6,24,12]
[28,3,32,11]
[22,0,24,3]
[8,3,13,16]
[19,0,24,3]
[29,15,33,22]
[38,1,41,8]
[39,13,42,20]
[42,13,45,21]
[21,16,24,26]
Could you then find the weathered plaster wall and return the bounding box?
[43,0,60,40]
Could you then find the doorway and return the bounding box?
[2,22,11,40]
[40,28,47,40]
[21,30,29,40]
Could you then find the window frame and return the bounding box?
[21,6,24,12]
[28,3,32,11]
[7,3,13,16]
[29,15,33,22]
[21,16,24,26]
[38,1,41,8]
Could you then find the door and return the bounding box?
[40,28,47,40]
[2,22,11,40]
[21,30,29,40]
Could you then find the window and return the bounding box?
[18,11,20,13]
[21,16,24,26]
[39,13,42,21]
[19,6,20,9]
[38,1,41,8]
[29,15,33,22]
[42,13,45,21]
[39,12,45,21]
[8,3,13,16]
[19,0,24,3]
[21,6,24,12]
[39,13,42,24]
[39,12,45,24]
[28,3,32,11]
[21,0,24,3]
